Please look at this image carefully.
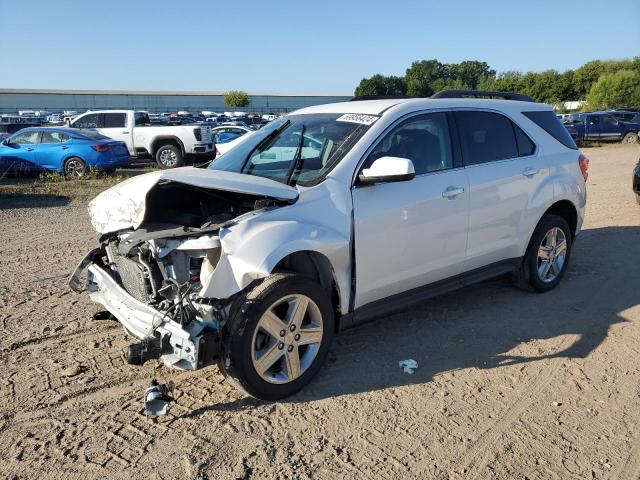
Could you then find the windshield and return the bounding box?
[210,113,375,186]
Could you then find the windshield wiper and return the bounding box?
[240,119,291,172]
[285,125,305,186]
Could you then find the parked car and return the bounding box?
[69,110,214,168]
[69,91,587,400]
[0,127,130,176]
[633,159,640,204]
[563,112,639,143]
[210,125,252,144]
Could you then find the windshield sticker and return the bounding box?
[336,113,379,125]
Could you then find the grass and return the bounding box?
[0,168,127,201]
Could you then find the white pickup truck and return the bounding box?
[69,110,214,168]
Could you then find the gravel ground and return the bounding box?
[0,145,639,480]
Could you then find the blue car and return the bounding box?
[0,127,131,176]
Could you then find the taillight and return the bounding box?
[578,153,589,181]
[91,144,112,152]
[193,127,202,141]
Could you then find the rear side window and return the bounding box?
[513,123,535,156]
[104,113,126,128]
[523,111,578,150]
[455,111,518,165]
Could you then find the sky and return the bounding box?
[0,0,638,95]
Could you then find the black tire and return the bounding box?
[63,157,87,177]
[636,193,640,205]
[514,214,573,293]
[155,144,183,169]
[218,273,335,400]
[623,132,639,144]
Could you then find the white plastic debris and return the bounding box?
[399,359,418,374]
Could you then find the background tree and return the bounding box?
[405,59,446,96]
[447,61,496,89]
[573,61,605,99]
[354,75,407,96]
[585,70,640,110]
[224,90,250,108]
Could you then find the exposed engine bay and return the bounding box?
[71,179,294,370]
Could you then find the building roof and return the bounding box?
[0,88,352,97]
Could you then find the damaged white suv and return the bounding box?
[70,91,587,400]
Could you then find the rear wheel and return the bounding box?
[155,144,183,169]
[218,273,334,400]
[623,132,639,144]
[63,157,87,177]
[514,214,573,292]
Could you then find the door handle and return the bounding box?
[122,131,130,134]
[61,146,69,150]
[523,167,540,177]
[26,148,34,152]
[442,186,465,198]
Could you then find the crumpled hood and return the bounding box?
[88,167,299,234]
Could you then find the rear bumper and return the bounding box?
[85,263,202,370]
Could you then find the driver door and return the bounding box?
[0,130,41,173]
[351,112,469,309]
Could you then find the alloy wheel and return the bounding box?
[65,158,85,177]
[537,227,567,283]
[159,149,178,167]
[251,294,323,384]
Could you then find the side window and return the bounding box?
[104,113,126,128]
[11,130,41,144]
[73,113,102,128]
[602,115,617,127]
[590,115,600,125]
[41,131,70,143]
[367,112,453,175]
[455,111,518,165]
[513,123,536,157]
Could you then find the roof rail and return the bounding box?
[431,89,535,102]
[349,95,422,101]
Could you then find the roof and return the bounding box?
[293,98,552,116]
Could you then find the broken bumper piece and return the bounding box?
[85,264,217,371]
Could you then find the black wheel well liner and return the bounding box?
[274,251,342,331]
[151,136,185,156]
[544,200,578,238]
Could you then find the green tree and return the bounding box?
[573,60,605,99]
[585,70,640,110]
[354,74,407,96]
[405,59,446,96]
[224,90,250,108]
[447,61,496,89]
[489,71,525,94]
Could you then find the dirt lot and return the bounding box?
[1,145,639,480]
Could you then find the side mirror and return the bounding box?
[358,156,415,185]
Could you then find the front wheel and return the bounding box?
[218,273,334,400]
[514,214,573,293]
[155,144,183,169]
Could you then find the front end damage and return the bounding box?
[69,168,299,370]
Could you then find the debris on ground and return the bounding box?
[399,359,418,374]
[143,380,175,418]
[61,365,83,378]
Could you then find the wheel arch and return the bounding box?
[151,136,185,156]
[273,250,343,331]
[543,199,578,239]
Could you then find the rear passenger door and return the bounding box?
[600,115,622,140]
[454,110,545,271]
[37,130,72,171]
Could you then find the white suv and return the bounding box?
[70,91,588,400]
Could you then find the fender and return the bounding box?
[199,179,354,311]
[517,166,586,256]
[149,135,186,156]
[200,219,351,312]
